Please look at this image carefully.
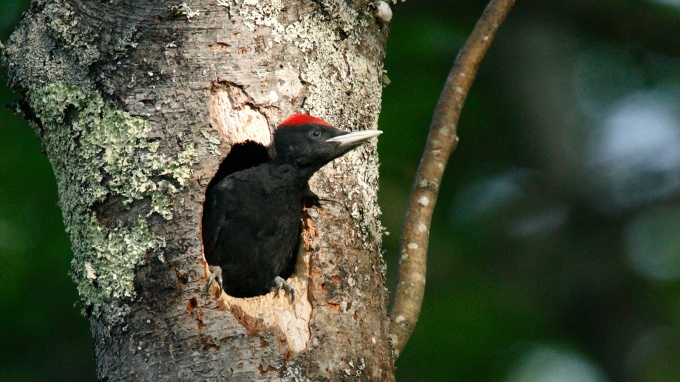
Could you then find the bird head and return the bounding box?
[273,114,382,171]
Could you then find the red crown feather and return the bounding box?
[278,114,332,128]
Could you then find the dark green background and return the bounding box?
[2,1,680,380]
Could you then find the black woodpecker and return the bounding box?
[202,114,382,300]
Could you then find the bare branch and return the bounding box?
[390,0,516,358]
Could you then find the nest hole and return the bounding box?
[206,141,271,191]
[202,140,302,299]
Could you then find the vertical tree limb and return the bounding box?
[3,0,394,379]
[390,0,516,358]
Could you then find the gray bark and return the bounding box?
[2,0,394,380]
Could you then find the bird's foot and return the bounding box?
[273,276,295,302]
[302,185,340,208]
[202,266,223,296]
[302,187,322,208]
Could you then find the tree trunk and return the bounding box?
[2,0,394,379]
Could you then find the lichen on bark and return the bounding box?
[26,82,196,317]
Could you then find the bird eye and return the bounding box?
[310,129,321,138]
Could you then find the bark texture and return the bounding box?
[2,0,393,380]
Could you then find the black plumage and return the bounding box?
[202,114,382,300]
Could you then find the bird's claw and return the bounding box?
[273,276,295,302]
[203,266,223,296]
[301,185,324,208]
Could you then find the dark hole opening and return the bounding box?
[206,141,271,192]
[202,140,303,299]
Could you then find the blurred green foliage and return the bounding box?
[2,0,680,381]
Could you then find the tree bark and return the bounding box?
[2,0,394,380]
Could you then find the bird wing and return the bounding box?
[202,173,246,266]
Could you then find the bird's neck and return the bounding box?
[270,160,320,186]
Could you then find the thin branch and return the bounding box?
[389,0,516,358]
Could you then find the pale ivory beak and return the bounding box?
[326,130,383,146]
